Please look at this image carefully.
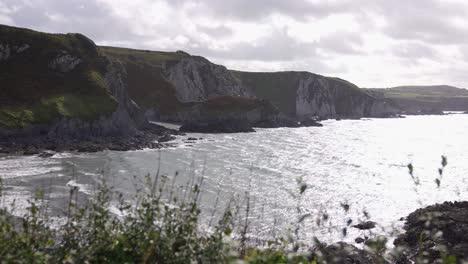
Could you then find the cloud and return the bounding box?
[196,25,234,38]
[317,31,364,54]
[392,42,436,60]
[192,27,317,61]
[0,0,139,42]
[166,0,355,22]
[2,0,468,87]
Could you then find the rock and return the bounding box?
[355,237,365,244]
[0,43,11,61]
[352,221,377,230]
[38,151,56,158]
[394,201,468,263]
[300,119,324,127]
[15,43,30,53]
[179,120,255,133]
[23,146,39,155]
[187,137,198,141]
[48,52,82,72]
[165,56,251,103]
[310,242,387,264]
[254,117,300,128]
[158,134,176,142]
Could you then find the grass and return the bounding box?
[0,94,117,129]
[99,46,188,67]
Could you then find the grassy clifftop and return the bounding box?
[99,46,187,114]
[0,24,117,129]
[366,85,468,112]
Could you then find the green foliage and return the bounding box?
[0,157,462,263]
[0,94,117,128]
[100,46,187,67]
[0,24,117,129]
[0,174,235,263]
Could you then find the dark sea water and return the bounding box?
[2,114,468,244]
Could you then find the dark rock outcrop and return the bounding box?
[394,201,468,263]
[179,120,255,133]
[253,116,301,128]
[299,119,324,127]
[352,221,377,230]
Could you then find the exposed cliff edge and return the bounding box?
[0,24,175,154]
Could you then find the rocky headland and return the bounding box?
[0,24,413,153]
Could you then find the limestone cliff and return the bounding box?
[165,55,251,102]
[232,71,397,119]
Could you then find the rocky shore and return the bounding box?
[309,201,468,263]
[0,123,180,155]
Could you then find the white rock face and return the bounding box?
[0,43,31,62]
[0,43,11,61]
[295,74,337,117]
[166,56,251,102]
[48,52,82,72]
[16,44,30,53]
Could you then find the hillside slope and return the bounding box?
[0,24,152,140]
[366,85,468,113]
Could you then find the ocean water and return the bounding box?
[1,114,468,244]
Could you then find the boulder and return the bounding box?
[352,221,377,230]
[300,119,324,127]
[38,151,56,158]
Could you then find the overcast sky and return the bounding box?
[1,0,468,88]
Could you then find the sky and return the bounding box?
[1,0,468,88]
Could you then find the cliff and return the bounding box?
[232,71,397,118]
[101,46,396,123]
[100,46,278,124]
[0,24,148,139]
[366,85,468,114]
[1,24,399,142]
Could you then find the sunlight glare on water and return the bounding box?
[1,115,468,244]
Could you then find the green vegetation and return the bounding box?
[100,47,188,114]
[100,46,187,67]
[0,94,116,128]
[0,24,117,129]
[0,157,464,263]
[368,85,468,99]
[365,85,468,112]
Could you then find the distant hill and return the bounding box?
[365,85,468,113]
